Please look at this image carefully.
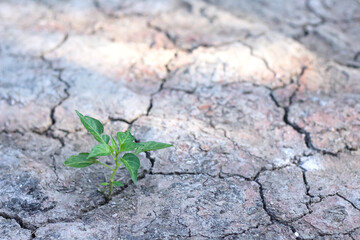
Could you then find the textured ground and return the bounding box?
[1,0,360,239]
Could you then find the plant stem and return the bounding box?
[107,157,122,200]
[95,160,114,170]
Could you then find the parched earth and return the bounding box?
[1,0,360,239]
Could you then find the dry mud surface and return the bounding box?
[1,0,360,239]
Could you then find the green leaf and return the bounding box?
[120,141,138,152]
[101,134,110,144]
[113,181,124,187]
[64,153,97,168]
[116,130,138,152]
[75,110,104,143]
[135,141,173,154]
[101,182,109,186]
[121,153,140,184]
[116,130,135,144]
[110,136,118,153]
[88,144,112,159]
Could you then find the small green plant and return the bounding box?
[64,110,172,200]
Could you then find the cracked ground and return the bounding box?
[1,0,360,239]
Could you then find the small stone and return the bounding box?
[200,144,210,151]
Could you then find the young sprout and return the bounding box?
[64,110,172,200]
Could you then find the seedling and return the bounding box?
[64,110,172,200]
